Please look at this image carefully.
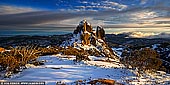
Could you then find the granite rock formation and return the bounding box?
[61,20,118,59]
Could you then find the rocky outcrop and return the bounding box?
[73,20,106,46]
[73,20,93,45]
[61,20,118,60]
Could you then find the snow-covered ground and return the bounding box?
[112,47,124,57]
[1,55,170,85]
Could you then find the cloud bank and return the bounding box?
[0,0,169,35]
[113,32,170,39]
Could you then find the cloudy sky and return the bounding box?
[0,0,169,35]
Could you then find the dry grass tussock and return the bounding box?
[0,46,39,77]
[37,46,61,56]
[121,48,163,76]
[0,45,115,78]
[0,46,92,77]
[62,46,90,61]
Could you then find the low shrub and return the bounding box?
[121,48,162,75]
[0,46,39,77]
[62,46,90,61]
[38,46,60,56]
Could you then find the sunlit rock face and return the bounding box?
[73,20,105,46]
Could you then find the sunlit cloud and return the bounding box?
[108,27,170,34]
[77,0,128,11]
[111,31,170,39]
[140,0,148,5]
[131,11,157,20]
[0,5,39,15]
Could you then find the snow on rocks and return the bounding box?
[112,47,124,57]
[85,56,124,68]
[152,44,160,50]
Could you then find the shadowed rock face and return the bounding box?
[84,22,93,33]
[90,35,96,46]
[74,25,82,34]
[96,26,105,41]
[74,20,92,34]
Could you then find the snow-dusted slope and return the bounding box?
[3,55,170,85]
[4,55,134,85]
